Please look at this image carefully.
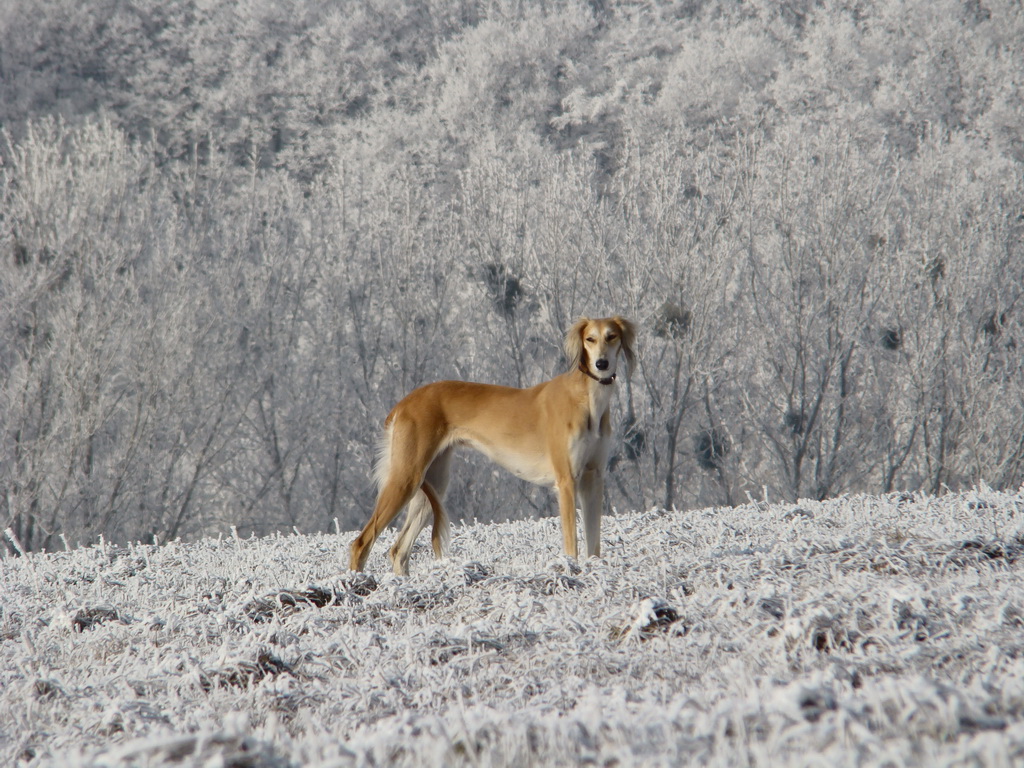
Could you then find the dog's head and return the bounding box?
[565,316,636,381]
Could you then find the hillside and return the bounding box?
[3,0,1024,552]
[3,490,1024,766]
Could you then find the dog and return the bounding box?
[349,315,636,575]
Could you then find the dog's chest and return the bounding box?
[569,405,608,476]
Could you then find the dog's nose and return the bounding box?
[595,358,609,371]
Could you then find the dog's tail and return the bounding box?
[372,420,394,491]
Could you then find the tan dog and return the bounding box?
[349,316,636,575]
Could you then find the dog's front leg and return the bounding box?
[579,466,603,558]
[555,474,579,559]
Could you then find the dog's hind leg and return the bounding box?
[350,420,436,572]
[424,447,452,559]
[388,448,452,575]
[350,477,418,572]
[388,488,431,576]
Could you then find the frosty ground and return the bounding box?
[2,490,1024,767]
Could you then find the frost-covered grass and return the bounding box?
[3,490,1024,767]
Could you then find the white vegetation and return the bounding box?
[3,489,1024,766]
[2,2,1022,761]
[2,0,1024,553]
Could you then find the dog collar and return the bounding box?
[579,364,617,385]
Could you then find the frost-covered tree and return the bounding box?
[2,0,1024,550]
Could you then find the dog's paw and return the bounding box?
[547,555,582,576]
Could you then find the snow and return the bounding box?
[3,490,1024,766]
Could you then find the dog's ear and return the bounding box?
[564,317,589,371]
[612,316,636,377]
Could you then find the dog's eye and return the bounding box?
[606,333,617,342]
[586,336,596,343]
